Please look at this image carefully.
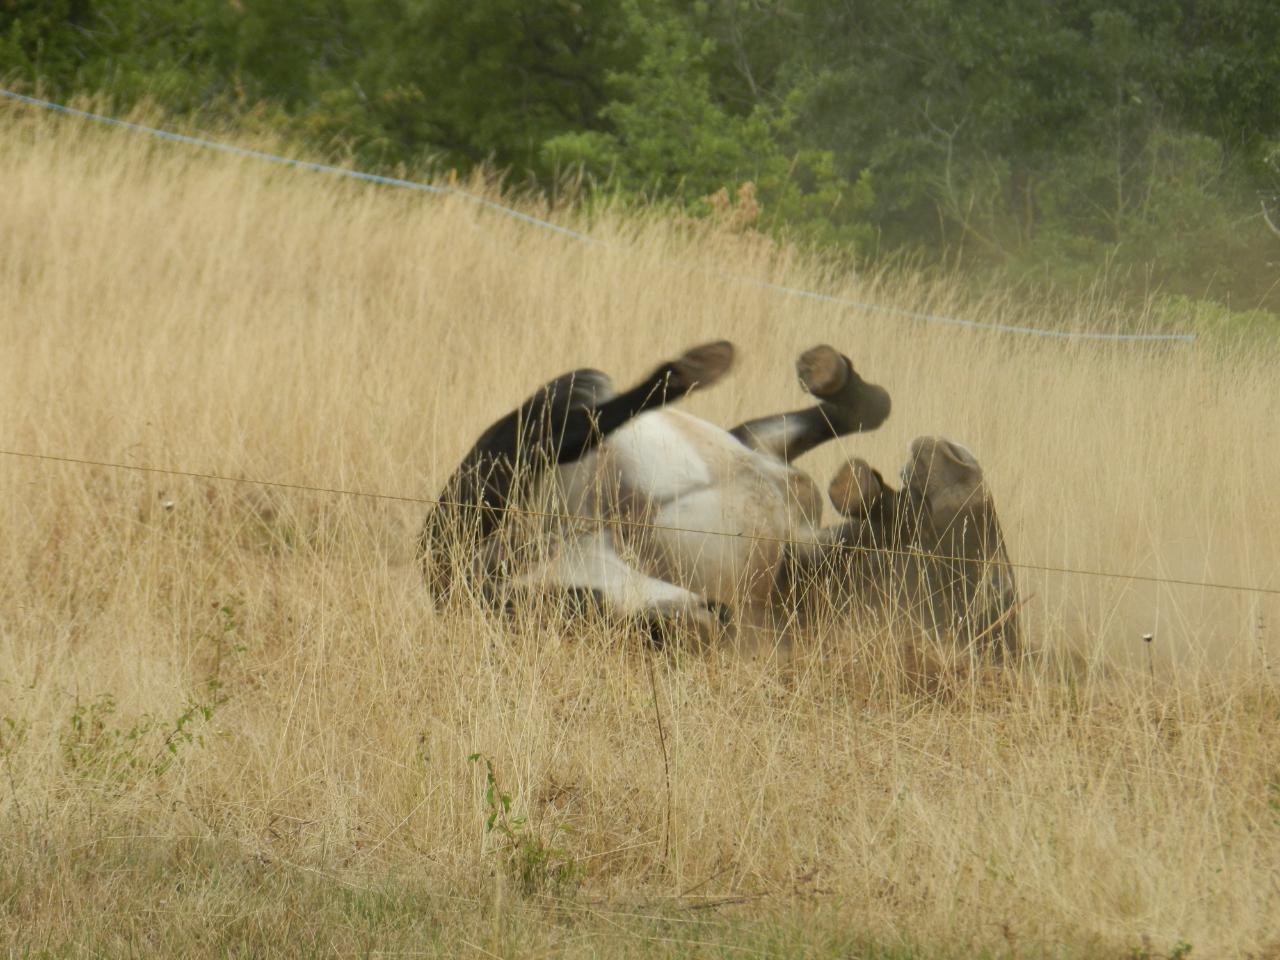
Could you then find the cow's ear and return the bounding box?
[828,459,884,517]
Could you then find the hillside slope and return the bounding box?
[1,112,1277,956]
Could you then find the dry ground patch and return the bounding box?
[1,109,1278,957]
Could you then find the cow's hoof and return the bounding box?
[828,458,883,516]
[642,598,730,650]
[671,340,736,391]
[797,344,850,398]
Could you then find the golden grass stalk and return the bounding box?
[0,107,1277,956]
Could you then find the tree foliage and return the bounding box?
[3,0,1277,310]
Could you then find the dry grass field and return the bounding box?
[2,107,1279,957]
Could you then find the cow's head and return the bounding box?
[823,437,1020,656]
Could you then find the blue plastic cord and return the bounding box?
[1,88,1196,343]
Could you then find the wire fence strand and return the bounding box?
[0,87,1198,344]
[0,93,1259,596]
[2,447,1276,598]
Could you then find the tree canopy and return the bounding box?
[4,0,1277,312]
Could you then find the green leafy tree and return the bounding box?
[323,0,638,176]
[2,0,1276,312]
[544,1,873,251]
[1,0,227,106]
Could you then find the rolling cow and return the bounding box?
[419,341,1019,659]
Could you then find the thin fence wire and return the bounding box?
[2,91,1256,596]
[0,89,597,244]
[0,87,1198,344]
[3,447,1276,598]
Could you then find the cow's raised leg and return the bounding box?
[421,340,735,600]
[898,438,1020,658]
[774,457,907,619]
[823,442,1021,659]
[730,344,890,463]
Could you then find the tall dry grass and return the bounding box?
[1,107,1278,956]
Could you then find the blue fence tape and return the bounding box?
[0,88,599,244]
[1,87,1196,344]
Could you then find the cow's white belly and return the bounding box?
[551,410,823,606]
